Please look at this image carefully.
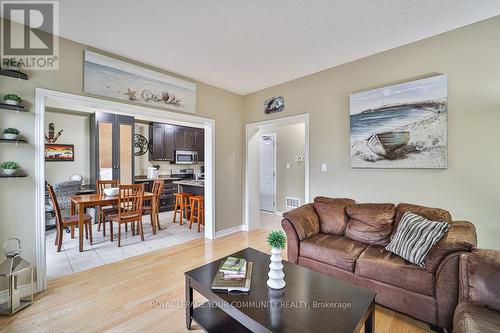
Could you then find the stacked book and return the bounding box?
[211,256,253,293]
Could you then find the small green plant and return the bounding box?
[1,161,20,169]
[3,94,22,103]
[267,230,286,249]
[3,128,20,135]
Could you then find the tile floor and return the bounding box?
[46,211,203,280]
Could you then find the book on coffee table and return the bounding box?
[211,262,253,293]
[219,256,246,274]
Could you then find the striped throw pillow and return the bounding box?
[385,211,449,267]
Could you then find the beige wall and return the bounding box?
[0,18,244,273]
[262,123,305,212]
[244,17,500,249]
[44,109,90,185]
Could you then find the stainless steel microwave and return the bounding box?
[175,150,198,164]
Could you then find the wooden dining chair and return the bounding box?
[142,178,164,232]
[109,184,145,247]
[96,179,119,236]
[47,184,93,252]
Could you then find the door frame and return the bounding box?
[259,133,277,213]
[35,88,216,291]
[244,113,309,231]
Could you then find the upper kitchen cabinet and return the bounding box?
[174,126,197,151]
[90,112,134,186]
[149,123,203,161]
[149,123,175,161]
[196,128,204,162]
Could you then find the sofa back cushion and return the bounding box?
[313,197,355,235]
[468,248,500,312]
[345,203,396,246]
[393,203,451,238]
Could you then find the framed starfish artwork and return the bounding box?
[84,50,197,113]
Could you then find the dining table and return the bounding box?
[70,191,156,252]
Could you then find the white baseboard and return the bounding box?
[215,225,244,238]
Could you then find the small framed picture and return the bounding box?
[45,144,74,162]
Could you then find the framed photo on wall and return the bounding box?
[45,144,75,162]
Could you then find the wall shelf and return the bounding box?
[0,103,29,112]
[0,138,29,144]
[0,68,28,80]
[0,171,28,178]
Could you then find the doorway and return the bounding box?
[259,134,276,213]
[245,113,309,231]
[35,88,215,291]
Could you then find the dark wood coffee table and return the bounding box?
[185,247,376,332]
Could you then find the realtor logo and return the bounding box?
[1,0,59,70]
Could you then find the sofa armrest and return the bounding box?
[467,249,500,312]
[282,219,300,264]
[435,251,469,329]
[282,203,320,241]
[458,253,471,301]
[424,221,477,272]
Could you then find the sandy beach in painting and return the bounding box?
[84,52,196,114]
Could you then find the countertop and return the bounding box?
[134,175,181,182]
[173,180,205,188]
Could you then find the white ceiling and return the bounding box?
[14,1,500,94]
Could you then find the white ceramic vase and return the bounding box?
[267,247,286,289]
[2,168,17,176]
[4,100,19,106]
[3,133,18,140]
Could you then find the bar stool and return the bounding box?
[173,192,192,225]
[189,195,204,232]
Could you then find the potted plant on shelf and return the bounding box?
[1,161,20,176]
[3,94,22,106]
[3,128,20,140]
[266,230,287,289]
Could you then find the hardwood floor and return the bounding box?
[0,226,432,333]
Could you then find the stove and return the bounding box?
[171,168,195,179]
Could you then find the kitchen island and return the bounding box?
[173,180,204,196]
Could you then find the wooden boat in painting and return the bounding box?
[367,131,410,156]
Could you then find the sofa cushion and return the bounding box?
[468,249,500,312]
[355,244,435,296]
[393,203,451,238]
[385,212,449,268]
[300,233,367,272]
[345,203,396,246]
[313,197,355,235]
[453,300,500,333]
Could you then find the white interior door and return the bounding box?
[259,134,276,212]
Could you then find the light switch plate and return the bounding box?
[286,163,291,169]
[321,163,327,172]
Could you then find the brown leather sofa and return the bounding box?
[454,249,500,333]
[281,197,477,331]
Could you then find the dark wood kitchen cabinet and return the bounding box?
[148,123,175,161]
[149,122,204,161]
[175,126,197,151]
[90,112,134,187]
[196,128,204,162]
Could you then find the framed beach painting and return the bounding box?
[84,51,197,113]
[45,144,74,162]
[350,74,448,169]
